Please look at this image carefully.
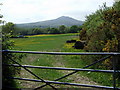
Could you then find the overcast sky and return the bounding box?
[0,0,115,24]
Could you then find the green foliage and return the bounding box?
[69,25,80,33]
[13,24,82,35]
[2,22,24,88]
[49,27,60,34]
[2,22,15,35]
[80,2,120,72]
[32,28,44,34]
[59,25,67,33]
[80,2,120,51]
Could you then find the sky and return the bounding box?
[0,0,115,24]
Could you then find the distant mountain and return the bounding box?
[15,16,84,28]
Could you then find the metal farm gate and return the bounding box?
[2,50,120,90]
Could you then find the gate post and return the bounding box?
[113,55,118,90]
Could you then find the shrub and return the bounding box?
[74,41,84,49]
[2,23,24,88]
[80,2,120,70]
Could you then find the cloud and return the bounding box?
[1,0,114,24]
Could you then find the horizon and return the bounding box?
[15,16,84,25]
[1,0,114,24]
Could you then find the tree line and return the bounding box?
[2,22,82,37]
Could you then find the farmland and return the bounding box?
[12,33,79,51]
[10,33,115,88]
[2,1,120,89]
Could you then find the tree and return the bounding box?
[2,16,23,89]
[45,27,51,34]
[32,28,44,35]
[2,22,15,36]
[59,25,67,34]
[69,25,79,33]
[80,2,120,70]
[49,28,60,34]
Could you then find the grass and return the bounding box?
[11,33,82,88]
[12,33,79,51]
[11,33,119,88]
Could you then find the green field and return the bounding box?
[12,33,79,51]
[11,33,115,88]
[11,33,86,88]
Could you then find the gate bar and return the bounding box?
[7,58,57,89]
[8,77,118,89]
[2,50,120,55]
[5,64,118,73]
[37,55,112,89]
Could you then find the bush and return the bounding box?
[80,2,120,86]
[80,2,120,70]
[2,23,24,88]
[74,41,84,49]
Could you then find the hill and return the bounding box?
[15,16,84,28]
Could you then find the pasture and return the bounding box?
[11,33,114,88]
[12,33,79,51]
